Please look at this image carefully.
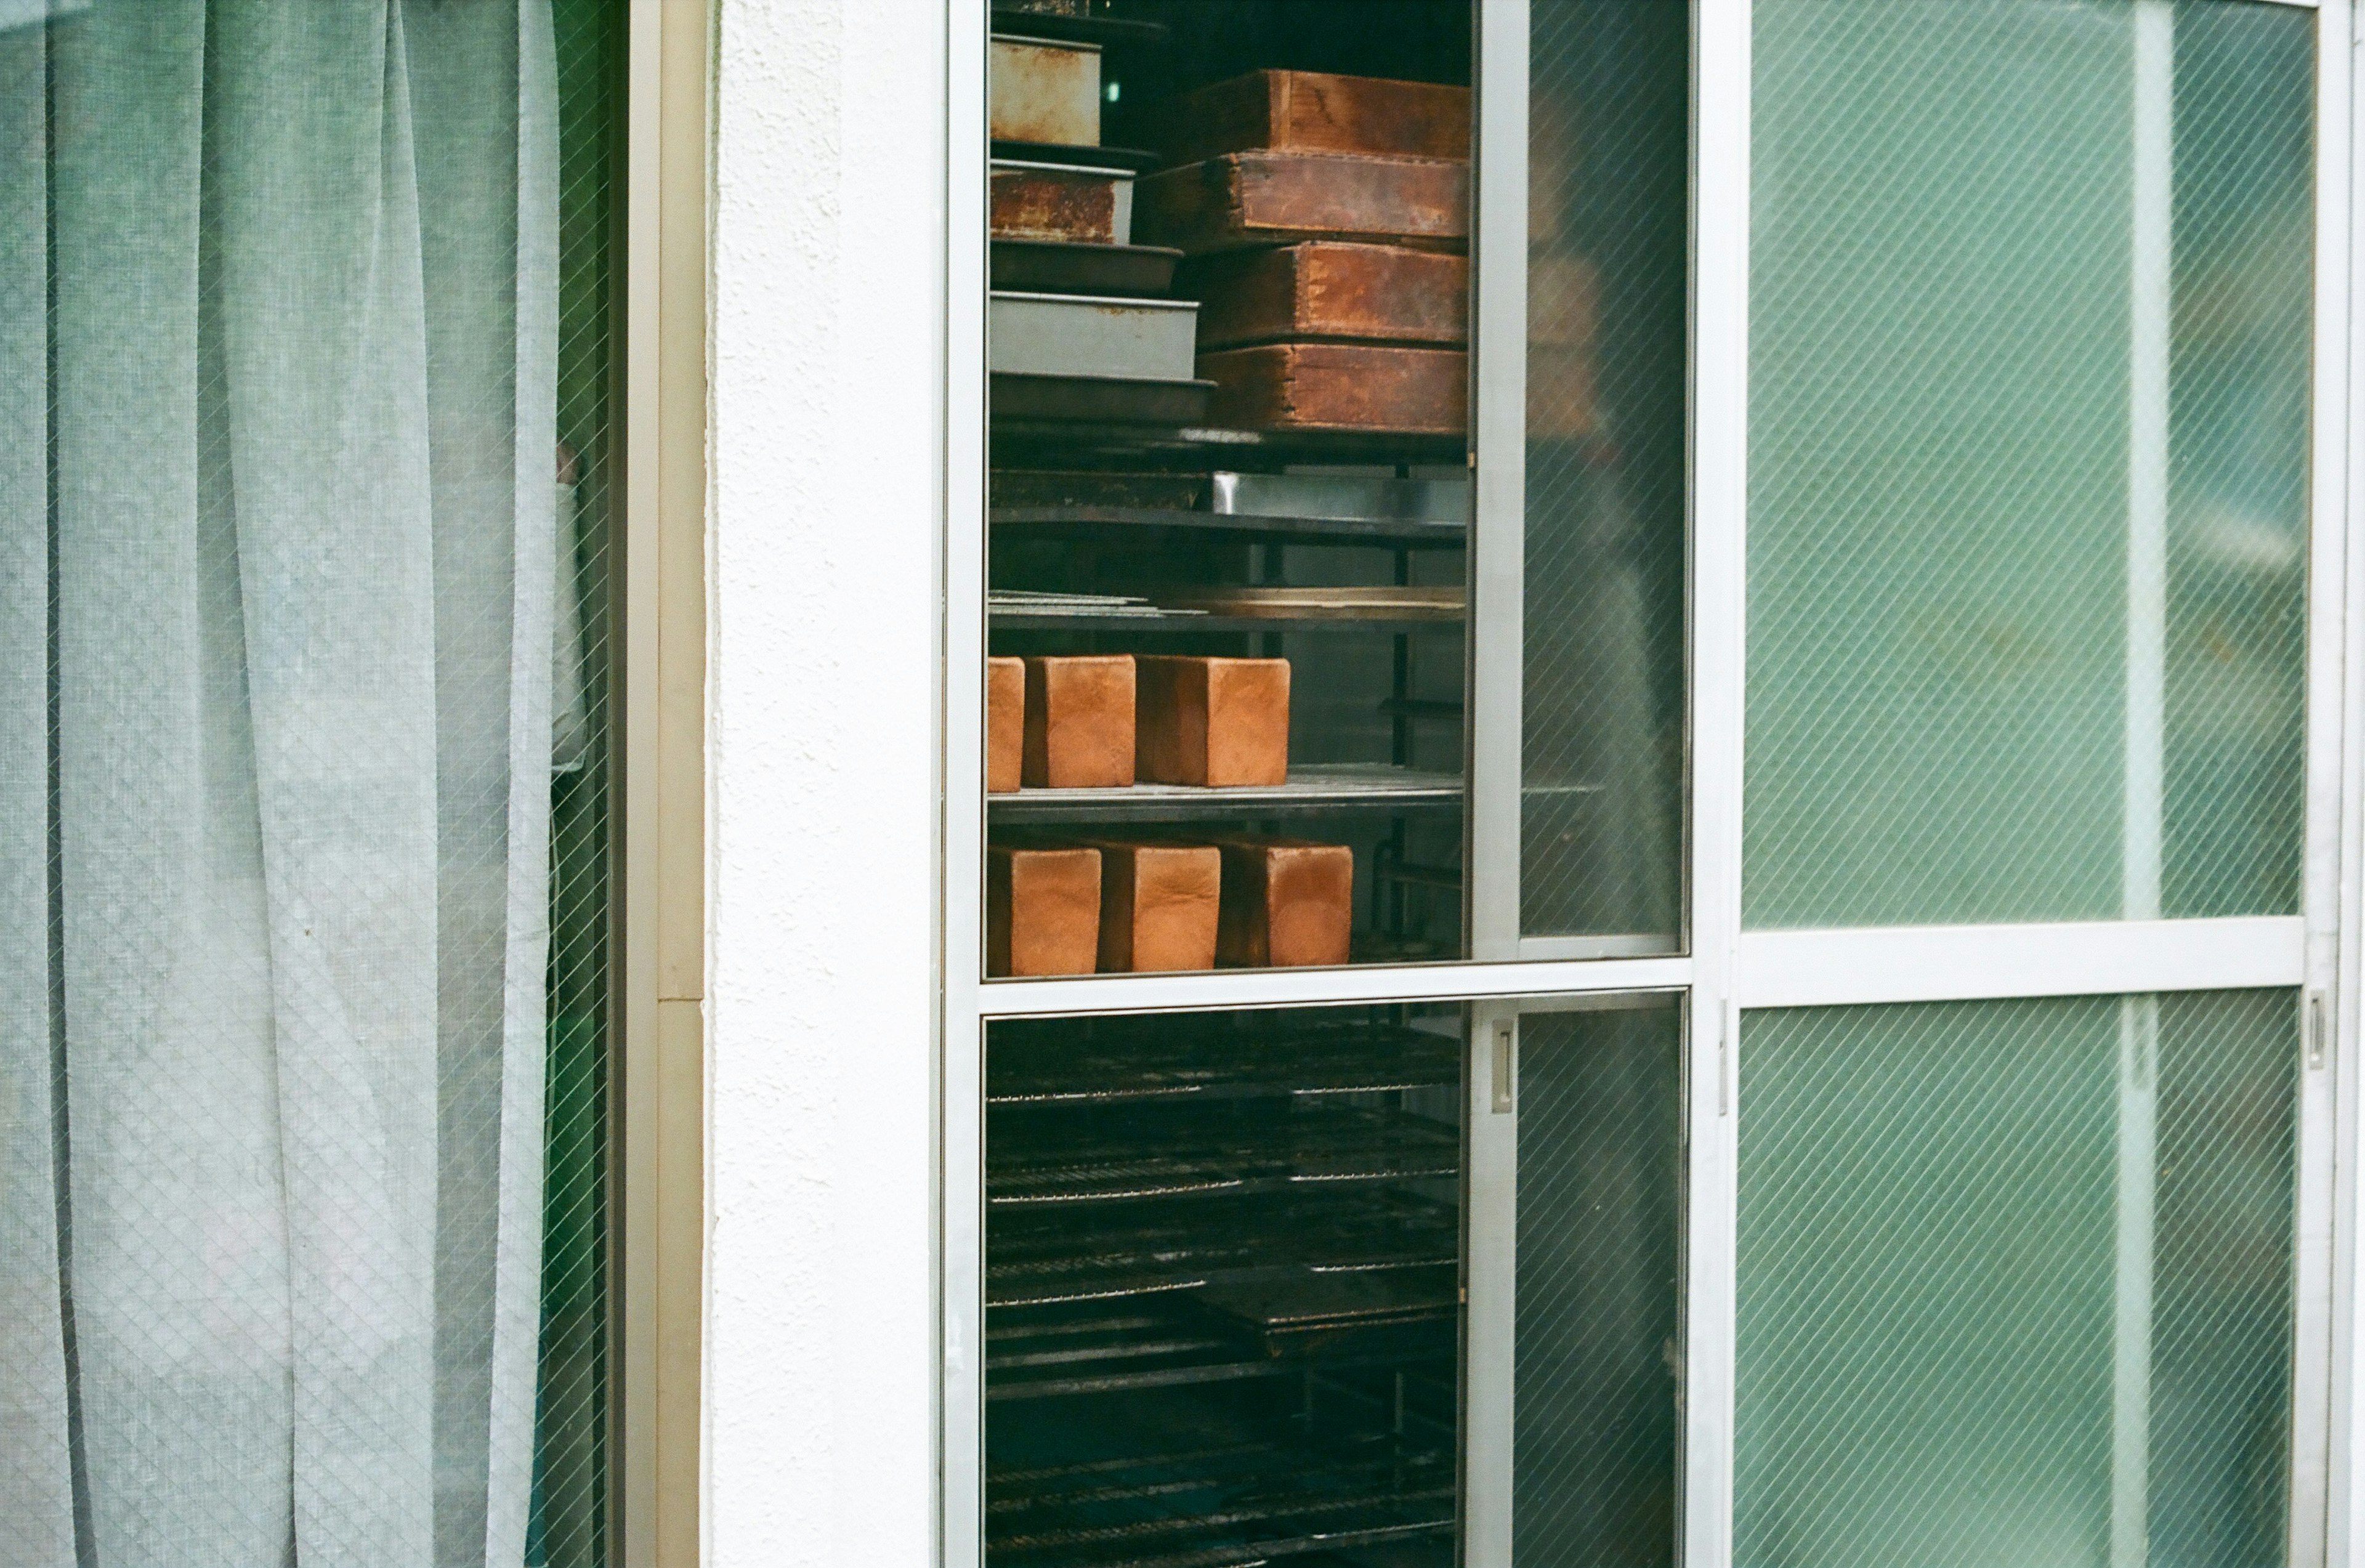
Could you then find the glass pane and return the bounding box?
[1514,1003,1683,1565]
[1745,0,2312,928]
[3,4,618,1562]
[1735,992,2297,1567]
[1522,0,1689,942]
[984,1003,1465,1567]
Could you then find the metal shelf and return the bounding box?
[988,1192,1459,1309]
[991,504,1468,549]
[987,764,1462,824]
[990,418,1468,469]
[988,1022,1460,1105]
[988,1106,1458,1208]
[993,610,1461,634]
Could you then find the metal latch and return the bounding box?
[2308,990,2327,1072]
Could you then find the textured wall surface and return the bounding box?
[708,1,942,1562]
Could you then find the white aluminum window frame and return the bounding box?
[937,1,2360,1562]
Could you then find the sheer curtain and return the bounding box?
[1,3,559,1565]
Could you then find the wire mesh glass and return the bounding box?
[1745,0,2313,929]
[4,4,617,1564]
[1734,992,2297,1568]
[1514,1002,1683,1567]
[1521,0,1688,942]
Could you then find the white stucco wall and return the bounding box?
[708,1,944,1562]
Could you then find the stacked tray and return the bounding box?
[990,22,1208,426]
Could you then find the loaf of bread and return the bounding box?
[1088,839,1222,972]
[987,844,1102,977]
[1022,655,1136,789]
[987,656,1025,794]
[1213,836,1354,968]
[1135,655,1289,787]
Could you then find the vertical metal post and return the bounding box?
[1469,0,1532,964]
[2113,10,2171,1564]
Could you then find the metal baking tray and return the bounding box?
[991,371,1214,426]
[992,139,1162,174]
[992,238,1183,297]
[1210,470,1471,524]
[992,158,1135,245]
[989,34,1101,148]
[991,289,1201,382]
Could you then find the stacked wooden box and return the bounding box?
[1136,70,1471,435]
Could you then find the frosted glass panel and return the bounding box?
[1745,0,2311,928]
[1734,992,2297,1567]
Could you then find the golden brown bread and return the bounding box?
[1135,655,1290,787]
[986,657,1025,794]
[1087,839,1222,972]
[1212,836,1353,968]
[987,844,1102,977]
[1021,655,1136,789]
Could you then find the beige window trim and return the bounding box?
[622,1,710,1564]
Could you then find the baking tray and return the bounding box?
[990,34,1101,147]
[993,139,1162,175]
[993,239,1183,297]
[993,158,1135,244]
[992,371,1215,426]
[1155,586,1465,621]
[1210,470,1469,525]
[992,289,1200,381]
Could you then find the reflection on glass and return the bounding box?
[1522,0,1689,942]
[1746,0,2311,929]
[1734,992,2295,1567]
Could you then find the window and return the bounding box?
[945,2,2342,1565]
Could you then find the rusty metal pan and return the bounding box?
[992,239,1182,297]
[991,372,1214,427]
[990,34,1102,148]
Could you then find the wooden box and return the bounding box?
[1135,151,1468,256]
[1090,840,1222,972]
[1188,242,1467,350]
[1022,655,1136,788]
[1152,70,1470,166]
[987,656,1025,794]
[1214,837,1354,969]
[988,844,1102,977]
[990,35,1101,147]
[1198,343,1466,435]
[992,161,1133,244]
[1134,655,1290,786]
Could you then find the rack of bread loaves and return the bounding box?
[988,20,1475,972]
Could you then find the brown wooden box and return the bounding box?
[992,163,1125,244]
[1135,152,1468,256]
[1198,343,1466,435]
[1088,840,1221,972]
[1187,242,1466,350]
[987,656,1025,794]
[1213,837,1354,969]
[1134,655,1290,786]
[1022,655,1136,788]
[987,844,1102,977]
[1150,70,1470,167]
